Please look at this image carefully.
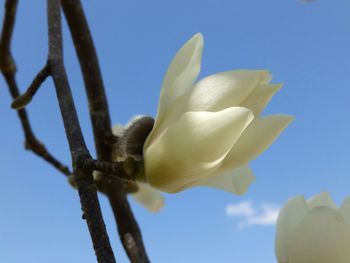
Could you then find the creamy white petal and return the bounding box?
[186,165,255,195]
[186,70,272,112]
[241,84,282,115]
[131,183,165,212]
[289,207,350,263]
[275,196,309,263]
[217,115,293,173]
[156,33,203,121]
[147,34,204,146]
[144,107,254,193]
[146,70,271,144]
[307,192,337,209]
[339,196,350,227]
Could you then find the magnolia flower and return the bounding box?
[142,33,293,193]
[275,192,350,263]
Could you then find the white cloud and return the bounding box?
[225,201,255,217]
[226,201,280,230]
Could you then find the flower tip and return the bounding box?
[275,114,294,125]
[310,191,332,203]
[273,83,283,92]
[285,115,295,123]
[259,70,273,84]
[319,191,331,196]
[193,32,203,41]
[189,33,204,48]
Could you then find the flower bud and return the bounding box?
[275,192,350,263]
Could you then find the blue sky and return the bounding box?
[1,0,350,262]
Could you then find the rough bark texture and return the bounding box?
[1,0,150,262]
[61,1,150,262]
[47,1,116,262]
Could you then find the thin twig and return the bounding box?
[61,1,150,262]
[82,157,138,181]
[0,0,71,176]
[46,1,116,262]
[11,65,50,109]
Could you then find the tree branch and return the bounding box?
[82,157,138,181]
[0,0,71,176]
[46,1,116,262]
[61,1,150,262]
[2,1,150,262]
[11,65,50,109]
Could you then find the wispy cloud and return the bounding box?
[225,201,280,230]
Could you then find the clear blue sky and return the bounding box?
[1,0,350,262]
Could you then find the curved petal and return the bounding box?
[289,207,350,263]
[307,192,337,209]
[146,70,271,144]
[186,70,272,112]
[156,33,203,121]
[241,83,282,116]
[187,165,255,195]
[144,107,254,193]
[275,196,309,263]
[131,183,165,212]
[217,115,293,173]
[147,34,204,146]
[339,196,350,227]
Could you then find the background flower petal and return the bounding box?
[339,196,350,227]
[289,207,350,263]
[275,196,309,263]
[307,192,337,209]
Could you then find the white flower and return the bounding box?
[143,33,293,194]
[275,192,350,263]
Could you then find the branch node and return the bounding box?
[81,157,137,182]
[0,53,16,74]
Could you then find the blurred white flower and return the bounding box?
[275,192,350,263]
[143,33,293,193]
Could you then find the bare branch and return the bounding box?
[82,157,139,181]
[46,1,116,262]
[1,1,150,261]
[61,1,150,262]
[11,65,50,109]
[0,0,71,176]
